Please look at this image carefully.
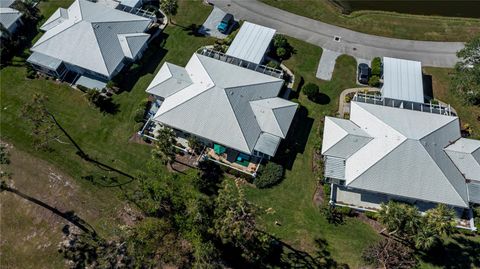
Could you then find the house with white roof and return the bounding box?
[322,93,480,230]
[0,0,22,36]
[27,0,154,88]
[144,47,297,175]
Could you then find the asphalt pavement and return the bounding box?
[210,0,464,67]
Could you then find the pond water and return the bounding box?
[329,0,480,18]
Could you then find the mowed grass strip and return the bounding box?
[261,0,480,41]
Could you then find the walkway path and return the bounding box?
[210,0,464,67]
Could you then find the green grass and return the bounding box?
[245,37,381,267]
[1,0,214,183]
[3,1,479,268]
[261,0,480,41]
[424,67,480,139]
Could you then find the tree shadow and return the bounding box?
[254,231,344,269]
[311,93,331,105]
[273,105,314,170]
[1,186,97,237]
[98,98,120,115]
[111,32,169,93]
[420,235,480,269]
[183,23,206,37]
[47,111,135,183]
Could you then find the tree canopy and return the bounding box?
[378,201,456,251]
[451,35,480,105]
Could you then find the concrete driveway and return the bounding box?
[199,7,232,39]
[316,49,341,81]
[210,0,464,67]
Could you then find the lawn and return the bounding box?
[2,0,479,268]
[245,37,381,267]
[1,0,215,267]
[261,0,480,41]
[424,67,480,139]
[0,0,215,185]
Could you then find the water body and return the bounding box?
[330,0,480,18]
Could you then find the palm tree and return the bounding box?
[425,203,456,235]
[414,224,437,251]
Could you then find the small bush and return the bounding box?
[254,162,284,189]
[364,211,378,220]
[336,206,355,217]
[26,65,37,79]
[134,108,146,123]
[368,75,380,87]
[371,57,382,76]
[134,122,145,132]
[266,60,280,69]
[276,47,287,58]
[302,83,319,100]
[323,184,331,200]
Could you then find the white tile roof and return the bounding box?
[226,21,276,64]
[28,0,151,78]
[322,101,472,208]
[0,0,21,31]
[445,138,480,182]
[148,53,297,156]
[382,57,424,103]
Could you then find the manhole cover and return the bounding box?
[334,36,341,42]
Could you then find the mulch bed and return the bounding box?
[356,213,384,233]
[312,183,325,207]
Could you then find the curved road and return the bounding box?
[210,0,465,67]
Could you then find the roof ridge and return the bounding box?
[418,138,469,207]
[270,103,297,137]
[223,89,255,152]
[156,55,214,115]
[90,22,111,75]
[347,137,406,186]
[419,116,457,141]
[353,102,406,140]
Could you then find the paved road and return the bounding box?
[210,0,464,67]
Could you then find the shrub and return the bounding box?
[134,122,145,132]
[336,206,355,217]
[273,34,288,49]
[254,162,284,188]
[323,183,331,200]
[26,65,37,79]
[302,83,319,100]
[272,34,293,60]
[368,75,380,87]
[134,108,146,123]
[322,205,344,225]
[364,211,378,220]
[276,47,287,58]
[371,57,382,76]
[266,60,280,69]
